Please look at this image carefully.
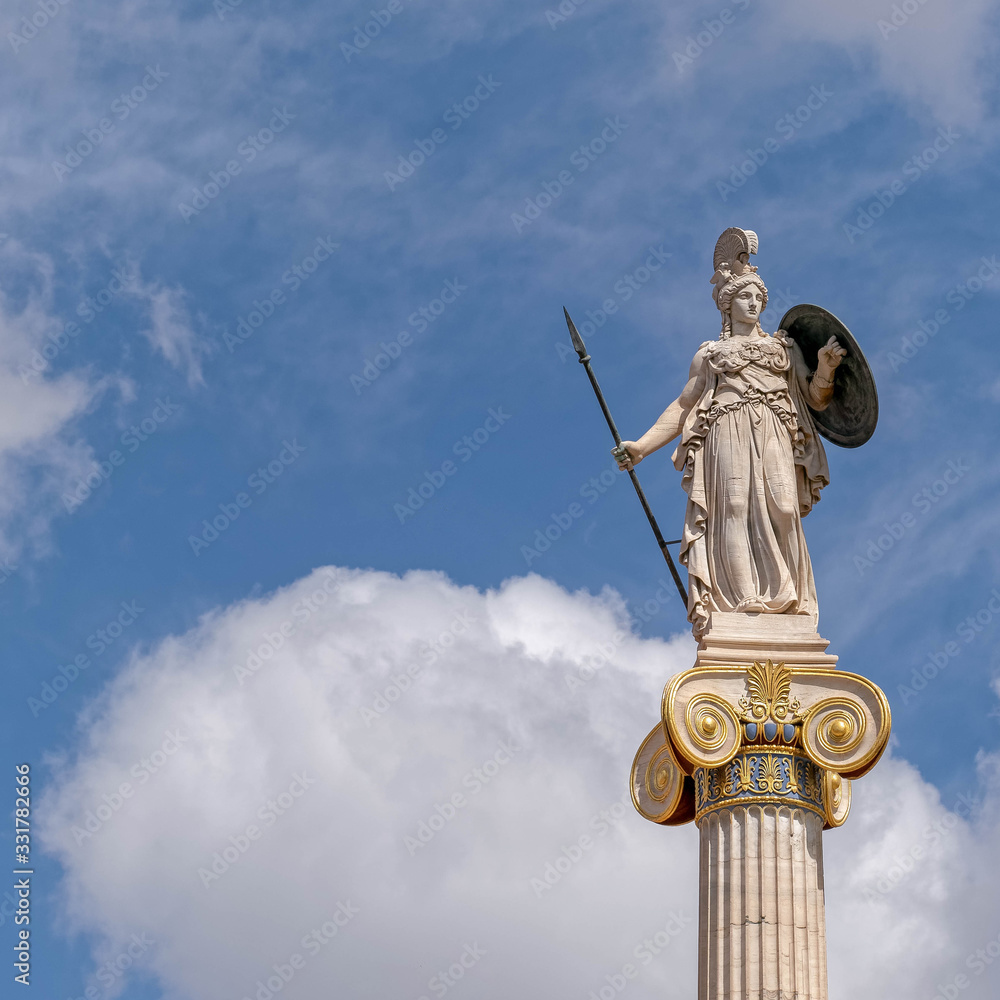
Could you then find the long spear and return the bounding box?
[564,307,688,609]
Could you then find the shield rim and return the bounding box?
[778,303,878,449]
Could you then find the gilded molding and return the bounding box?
[694,749,825,824]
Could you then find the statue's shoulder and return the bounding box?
[775,331,809,370]
[774,329,798,351]
[689,340,718,368]
[685,340,717,380]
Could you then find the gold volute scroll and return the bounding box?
[800,694,886,779]
[663,678,742,774]
[823,770,852,828]
[630,725,696,826]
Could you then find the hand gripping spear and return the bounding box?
[564,307,688,609]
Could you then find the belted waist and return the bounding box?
[706,386,797,430]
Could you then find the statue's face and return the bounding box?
[730,284,764,325]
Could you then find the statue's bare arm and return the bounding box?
[614,347,710,469]
[786,334,846,411]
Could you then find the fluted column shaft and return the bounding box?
[697,800,827,1000]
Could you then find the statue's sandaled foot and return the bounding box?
[735,596,768,613]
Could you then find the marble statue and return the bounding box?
[614,228,848,638]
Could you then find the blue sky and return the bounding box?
[2,0,1000,997]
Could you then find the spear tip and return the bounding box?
[563,306,588,359]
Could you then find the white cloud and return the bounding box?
[0,236,214,566]
[0,240,100,560]
[764,0,997,129]
[132,277,207,386]
[37,566,1000,1000]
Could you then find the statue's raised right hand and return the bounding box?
[613,442,642,470]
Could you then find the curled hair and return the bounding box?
[716,272,768,338]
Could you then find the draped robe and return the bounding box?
[672,333,830,638]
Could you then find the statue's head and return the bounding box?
[722,272,767,319]
[717,271,768,338]
[711,227,767,338]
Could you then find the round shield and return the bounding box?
[778,303,878,448]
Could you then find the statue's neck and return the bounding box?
[730,321,762,339]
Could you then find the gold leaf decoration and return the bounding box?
[736,755,755,793]
[739,659,801,723]
[758,753,784,793]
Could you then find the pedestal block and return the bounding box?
[694,612,838,671]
